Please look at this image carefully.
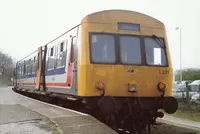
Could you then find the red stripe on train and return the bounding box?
[18,82,70,87]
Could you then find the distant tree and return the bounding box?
[0,51,14,83]
[175,69,200,81]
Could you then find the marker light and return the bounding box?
[95,81,104,90]
[128,83,136,92]
[158,82,166,91]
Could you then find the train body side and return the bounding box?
[15,26,81,96]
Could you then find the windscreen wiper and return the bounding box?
[152,35,165,49]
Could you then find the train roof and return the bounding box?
[81,9,164,28]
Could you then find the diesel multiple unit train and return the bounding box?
[12,10,178,133]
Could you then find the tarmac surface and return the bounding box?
[0,87,116,134]
[0,104,52,134]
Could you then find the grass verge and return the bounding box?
[0,82,12,86]
[48,119,61,134]
[172,102,200,122]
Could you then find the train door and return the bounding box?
[65,35,74,88]
[67,26,79,95]
[35,47,43,90]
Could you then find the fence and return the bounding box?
[173,82,200,104]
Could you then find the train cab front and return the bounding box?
[76,10,179,133]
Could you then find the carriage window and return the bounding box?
[60,42,64,52]
[50,47,54,56]
[33,56,36,62]
[119,36,141,64]
[21,64,23,76]
[27,59,32,74]
[17,63,21,77]
[47,46,56,70]
[56,41,67,68]
[144,37,167,66]
[90,34,115,63]
[26,60,29,75]
[32,56,36,74]
[25,60,28,75]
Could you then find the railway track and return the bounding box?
[12,88,154,134]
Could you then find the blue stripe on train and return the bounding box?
[46,67,66,76]
[17,67,66,79]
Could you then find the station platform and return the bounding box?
[0,87,117,134]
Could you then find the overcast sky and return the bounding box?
[0,0,199,70]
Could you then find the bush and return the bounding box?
[175,69,200,81]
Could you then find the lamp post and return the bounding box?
[175,27,182,83]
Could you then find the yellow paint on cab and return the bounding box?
[77,10,173,97]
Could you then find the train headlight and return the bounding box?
[95,81,104,90]
[157,82,166,91]
[128,83,136,92]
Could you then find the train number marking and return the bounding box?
[159,69,169,75]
